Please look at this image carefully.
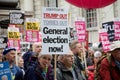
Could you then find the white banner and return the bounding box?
[41,7,69,54]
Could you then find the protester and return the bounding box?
[24,54,53,80]
[98,41,120,80]
[23,42,42,71]
[86,48,94,66]
[70,40,86,80]
[57,50,84,80]
[86,51,102,80]
[17,55,25,76]
[2,47,24,80]
[70,40,84,70]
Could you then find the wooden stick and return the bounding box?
[15,50,18,66]
[54,54,57,80]
[82,43,87,69]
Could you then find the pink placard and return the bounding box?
[8,39,20,50]
[114,21,120,40]
[99,31,110,52]
[26,30,39,42]
[75,21,86,42]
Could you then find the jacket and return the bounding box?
[24,63,53,80]
[11,64,24,80]
[86,65,95,80]
[57,62,83,80]
[99,56,120,80]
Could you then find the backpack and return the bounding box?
[94,54,112,80]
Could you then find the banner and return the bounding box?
[41,7,69,54]
[102,21,114,42]
[75,19,86,42]
[9,10,24,25]
[8,27,20,50]
[25,18,40,42]
[0,37,7,49]
[0,62,12,80]
[114,21,120,40]
[99,29,110,52]
[20,42,30,53]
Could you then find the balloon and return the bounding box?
[66,0,117,9]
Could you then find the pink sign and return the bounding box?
[8,39,20,50]
[99,30,110,52]
[75,21,86,42]
[114,21,120,40]
[26,30,39,42]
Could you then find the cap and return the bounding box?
[94,51,102,57]
[2,47,16,55]
[110,41,120,51]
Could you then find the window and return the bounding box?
[85,9,97,28]
[44,0,58,7]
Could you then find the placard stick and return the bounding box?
[54,54,57,80]
[15,50,18,66]
[82,42,87,69]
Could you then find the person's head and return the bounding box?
[2,47,16,64]
[93,51,102,64]
[32,42,42,56]
[38,54,52,70]
[61,50,74,68]
[88,48,94,57]
[70,40,83,55]
[109,41,120,62]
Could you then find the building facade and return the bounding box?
[33,0,120,43]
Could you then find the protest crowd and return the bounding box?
[0,4,120,80]
[0,39,120,80]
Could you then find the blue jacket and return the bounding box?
[11,65,24,80]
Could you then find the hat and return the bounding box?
[110,41,120,51]
[94,51,102,57]
[2,47,16,55]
